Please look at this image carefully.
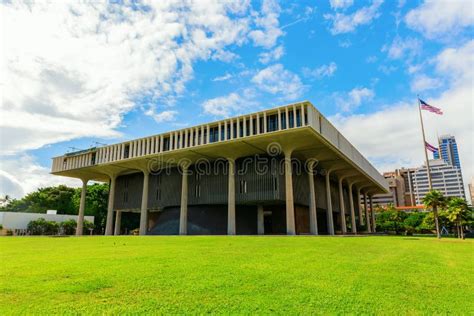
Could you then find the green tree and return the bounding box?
[1,184,110,234]
[403,212,426,235]
[446,198,469,239]
[422,190,445,239]
[0,185,77,214]
[375,204,406,234]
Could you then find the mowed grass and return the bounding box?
[0,236,473,315]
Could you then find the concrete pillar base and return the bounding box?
[76,179,88,236]
[257,205,264,235]
[114,210,121,236]
[284,151,295,235]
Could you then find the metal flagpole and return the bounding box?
[417,97,433,190]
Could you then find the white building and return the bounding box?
[412,159,465,204]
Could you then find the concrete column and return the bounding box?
[257,205,264,235]
[227,159,236,235]
[357,187,363,226]
[301,104,305,125]
[249,115,254,135]
[114,211,121,235]
[370,195,376,232]
[308,161,318,235]
[293,105,297,127]
[206,125,210,143]
[285,107,289,129]
[105,175,117,235]
[218,122,221,141]
[139,170,149,235]
[338,177,347,234]
[256,113,260,134]
[236,118,240,138]
[76,179,88,236]
[349,183,357,234]
[325,170,335,235]
[263,112,267,133]
[243,117,247,136]
[179,165,188,235]
[284,150,295,235]
[364,193,371,233]
[277,109,281,130]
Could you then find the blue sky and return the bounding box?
[1,0,473,199]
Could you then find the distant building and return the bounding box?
[412,159,465,204]
[433,134,461,169]
[371,168,416,207]
[469,177,474,204]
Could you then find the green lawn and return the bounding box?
[1,236,473,315]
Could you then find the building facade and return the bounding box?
[433,134,462,169]
[51,101,388,236]
[412,159,465,204]
[469,177,474,204]
[371,168,416,207]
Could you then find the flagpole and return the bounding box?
[417,97,433,190]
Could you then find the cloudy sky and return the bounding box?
[1,0,473,200]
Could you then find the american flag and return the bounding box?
[419,99,443,115]
[425,141,438,153]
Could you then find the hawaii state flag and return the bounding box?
[425,141,438,153]
[419,99,443,115]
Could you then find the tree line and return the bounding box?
[0,184,119,234]
[375,190,472,239]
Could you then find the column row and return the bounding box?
[94,160,376,236]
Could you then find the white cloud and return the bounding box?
[378,64,397,74]
[435,40,474,82]
[203,63,305,117]
[249,0,283,48]
[338,39,352,48]
[366,55,378,63]
[332,40,474,202]
[0,155,80,198]
[251,64,305,101]
[259,45,285,64]
[333,87,375,112]
[405,0,474,39]
[202,92,255,117]
[212,73,234,82]
[303,62,338,79]
[324,0,383,34]
[1,1,252,155]
[145,110,178,123]
[410,74,442,92]
[382,36,422,60]
[329,0,354,10]
[348,87,375,106]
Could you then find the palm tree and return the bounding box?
[446,197,469,239]
[423,190,445,239]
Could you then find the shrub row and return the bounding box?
[27,218,94,235]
